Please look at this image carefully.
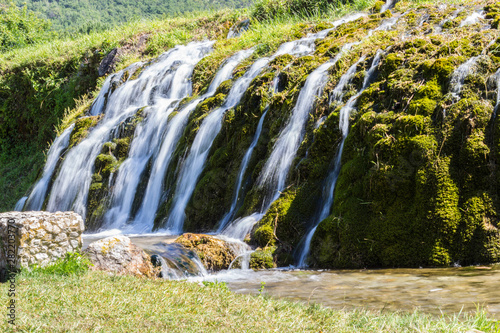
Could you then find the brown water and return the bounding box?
[83,234,500,318]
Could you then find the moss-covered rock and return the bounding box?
[249,247,276,270]
[68,115,102,148]
[174,233,238,271]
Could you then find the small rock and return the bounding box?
[84,236,155,277]
[174,233,238,271]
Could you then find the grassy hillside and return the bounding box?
[10,0,253,34]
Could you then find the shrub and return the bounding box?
[25,252,92,276]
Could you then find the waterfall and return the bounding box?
[218,15,400,240]
[130,49,254,232]
[216,15,367,235]
[23,124,74,211]
[217,110,268,232]
[297,50,384,268]
[14,197,28,211]
[99,41,214,230]
[449,56,480,103]
[257,60,340,208]
[46,42,214,219]
[163,57,271,234]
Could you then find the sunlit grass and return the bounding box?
[0,270,498,332]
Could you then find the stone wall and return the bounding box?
[0,211,84,270]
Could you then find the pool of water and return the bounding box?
[82,234,500,318]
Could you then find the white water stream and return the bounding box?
[23,124,74,211]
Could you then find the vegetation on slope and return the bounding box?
[0,2,54,51]
[10,0,253,34]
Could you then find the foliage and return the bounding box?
[0,2,54,52]
[23,252,92,276]
[12,0,253,35]
[252,0,355,21]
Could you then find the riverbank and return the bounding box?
[1,269,498,332]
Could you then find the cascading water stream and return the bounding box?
[14,197,28,211]
[380,0,397,13]
[217,109,268,232]
[459,11,485,27]
[220,15,401,241]
[99,42,214,230]
[130,49,255,232]
[46,42,214,219]
[217,15,368,239]
[449,56,480,100]
[163,57,271,234]
[23,124,75,211]
[443,56,481,117]
[297,50,384,267]
[257,60,339,209]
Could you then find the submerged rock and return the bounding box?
[174,233,239,271]
[84,236,155,277]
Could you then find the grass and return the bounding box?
[0,269,498,332]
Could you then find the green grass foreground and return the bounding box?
[0,270,499,332]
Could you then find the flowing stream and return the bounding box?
[23,124,74,211]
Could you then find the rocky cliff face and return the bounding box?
[17,0,500,268]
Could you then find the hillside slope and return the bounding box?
[11,0,253,33]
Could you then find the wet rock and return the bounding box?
[227,19,250,39]
[174,233,238,271]
[0,211,84,271]
[98,48,118,77]
[150,244,207,279]
[84,236,155,277]
[249,248,275,270]
[98,33,150,77]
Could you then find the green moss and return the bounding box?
[113,137,131,159]
[381,53,403,78]
[68,116,101,148]
[371,1,385,14]
[408,98,437,116]
[249,247,275,270]
[254,224,275,247]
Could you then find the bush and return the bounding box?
[251,0,352,21]
[0,2,54,52]
[25,252,92,276]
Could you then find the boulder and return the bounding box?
[98,48,118,77]
[0,211,84,273]
[174,233,241,271]
[84,236,155,277]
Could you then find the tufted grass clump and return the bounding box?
[22,252,92,277]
